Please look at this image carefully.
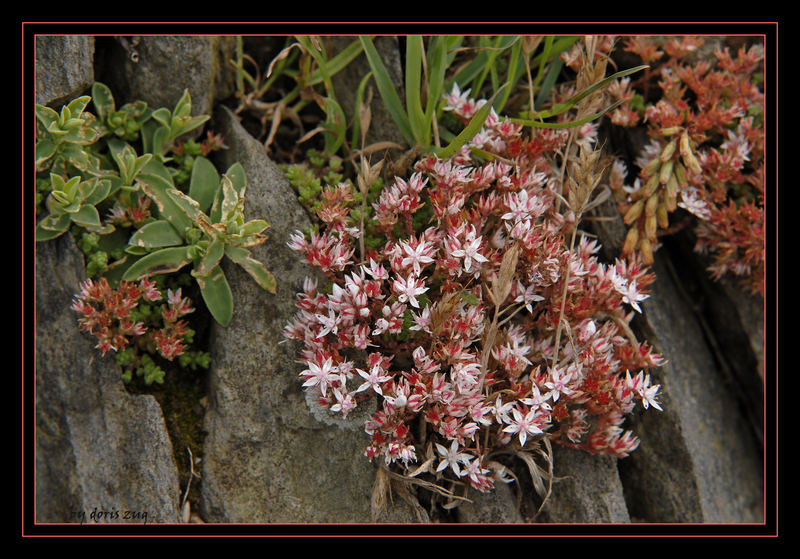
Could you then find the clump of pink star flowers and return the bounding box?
[284,83,664,505]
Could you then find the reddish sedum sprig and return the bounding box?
[71,277,157,355]
[285,87,664,496]
[71,276,197,371]
[152,288,195,360]
[107,193,153,229]
[609,37,765,295]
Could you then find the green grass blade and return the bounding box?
[535,59,563,111]
[306,38,364,87]
[426,36,448,120]
[405,36,426,148]
[529,64,648,120]
[471,36,498,94]
[529,36,580,67]
[296,36,336,102]
[359,36,414,146]
[512,97,627,129]
[449,50,488,91]
[321,96,347,155]
[532,36,555,102]
[350,70,374,151]
[474,36,521,96]
[495,38,524,113]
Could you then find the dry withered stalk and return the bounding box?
[354,89,385,263]
[551,37,614,369]
[522,36,545,117]
[479,242,521,388]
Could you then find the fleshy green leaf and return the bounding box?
[83,178,112,206]
[137,162,193,235]
[197,267,234,326]
[70,205,104,229]
[36,105,60,129]
[225,245,276,294]
[218,175,243,225]
[107,139,152,185]
[129,219,185,248]
[192,237,225,278]
[92,82,116,122]
[63,175,81,199]
[65,95,92,119]
[167,187,207,224]
[238,219,270,238]
[36,214,71,241]
[35,138,57,166]
[151,108,172,129]
[122,246,192,280]
[225,162,247,197]
[141,157,175,185]
[171,114,209,143]
[188,156,220,214]
[173,89,192,120]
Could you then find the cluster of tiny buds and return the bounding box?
[71,276,195,361]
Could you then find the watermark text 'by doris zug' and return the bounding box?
[73,506,151,524]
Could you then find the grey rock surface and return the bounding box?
[100,36,236,121]
[330,36,408,154]
[198,106,419,522]
[457,481,524,523]
[595,105,765,523]
[535,445,631,523]
[35,234,182,523]
[35,36,95,107]
[617,252,764,523]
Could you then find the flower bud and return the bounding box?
[656,201,669,229]
[644,214,658,242]
[659,158,674,185]
[623,199,644,225]
[641,157,661,180]
[660,126,682,136]
[673,160,688,189]
[642,173,660,199]
[665,175,678,211]
[639,236,653,264]
[623,225,639,255]
[679,130,692,158]
[645,192,659,217]
[682,149,703,176]
[660,138,677,162]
